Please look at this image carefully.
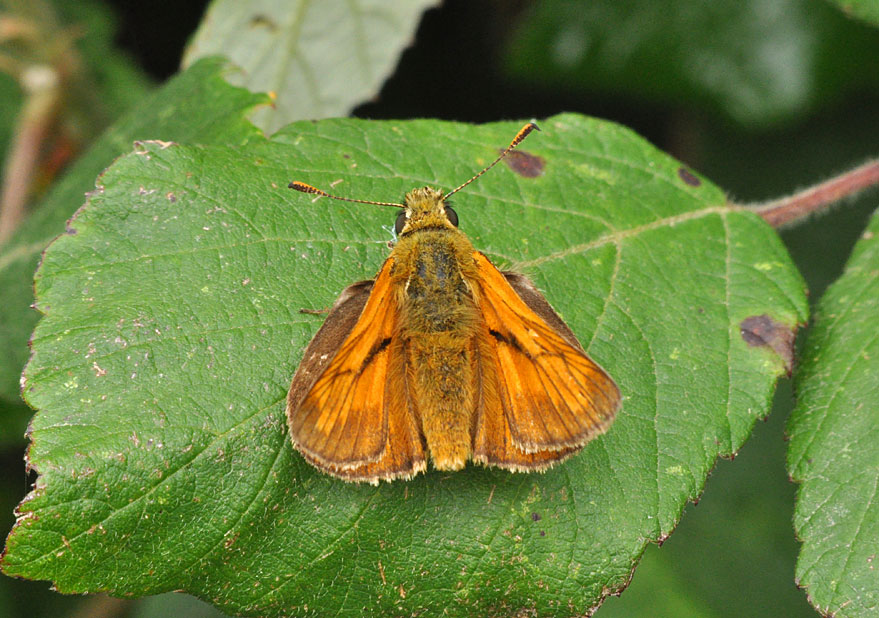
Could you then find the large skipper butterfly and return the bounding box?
[287,123,620,483]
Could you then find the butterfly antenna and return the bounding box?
[443,122,540,200]
[288,181,405,209]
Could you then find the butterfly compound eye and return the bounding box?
[394,211,407,235]
[444,206,459,227]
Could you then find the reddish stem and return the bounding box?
[0,65,60,244]
[748,160,879,228]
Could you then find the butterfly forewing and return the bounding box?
[298,335,426,482]
[287,258,426,478]
[470,252,620,454]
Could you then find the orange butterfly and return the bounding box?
[287,123,620,483]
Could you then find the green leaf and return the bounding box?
[183,0,440,133]
[787,209,879,618]
[504,0,879,127]
[2,114,807,616]
[827,0,879,26]
[0,57,269,403]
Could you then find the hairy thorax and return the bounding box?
[390,228,481,469]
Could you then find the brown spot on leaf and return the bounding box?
[224,532,240,549]
[504,150,545,178]
[740,314,795,374]
[678,167,701,187]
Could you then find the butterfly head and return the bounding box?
[394,187,459,236]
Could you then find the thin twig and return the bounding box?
[0,64,60,244]
[743,160,879,228]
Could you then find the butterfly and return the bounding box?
[286,123,620,484]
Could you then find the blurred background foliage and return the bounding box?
[1,0,877,616]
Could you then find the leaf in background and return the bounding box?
[504,0,879,127]
[0,73,23,172]
[53,0,154,125]
[1,114,807,616]
[0,0,153,184]
[0,57,269,404]
[183,0,440,134]
[787,209,879,618]
[828,0,879,26]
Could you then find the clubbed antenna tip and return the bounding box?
[443,122,541,200]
